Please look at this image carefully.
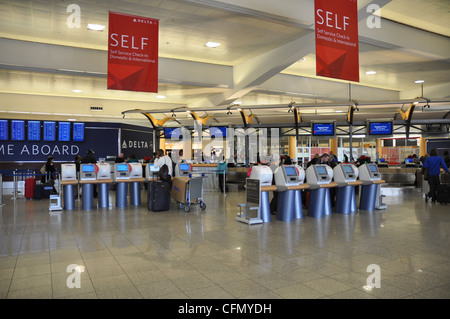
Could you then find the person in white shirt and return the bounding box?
[153,149,173,177]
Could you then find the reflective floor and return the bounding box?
[0,186,449,299]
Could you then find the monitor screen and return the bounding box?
[405,158,413,163]
[0,120,8,140]
[164,127,181,139]
[117,164,129,172]
[180,163,190,171]
[312,123,335,136]
[379,158,385,162]
[342,165,354,174]
[148,164,159,172]
[82,164,94,172]
[368,164,378,172]
[43,121,56,141]
[315,165,327,175]
[210,127,227,138]
[368,121,393,136]
[284,166,297,176]
[11,120,25,141]
[27,121,41,141]
[58,122,71,141]
[73,122,84,142]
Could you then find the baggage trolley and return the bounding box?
[178,176,206,212]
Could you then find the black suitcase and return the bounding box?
[436,183,450,204]
[147,181,171,211]
[34,184,52,200]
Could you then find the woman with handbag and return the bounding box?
[423,149,449,203]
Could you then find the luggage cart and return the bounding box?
[177,176,207,212]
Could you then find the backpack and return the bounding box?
[159,164,171,182]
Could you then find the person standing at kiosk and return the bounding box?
[81,149,97,197]
[423,149,449,203]
[154,149,173,178]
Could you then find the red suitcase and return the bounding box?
[25,177,36,199]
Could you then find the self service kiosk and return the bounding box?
[145,163,159,182]
[96,163,112,209]
[61,164,77,210]
[128,163,144,206]
[80,164,96,210]
[249,166,274,222]
[333,164,360,214]
[306,164,335,218]
[274,165,307,221]
[358,164,385,212]
[114,163,131,208]
[175,163,192,177]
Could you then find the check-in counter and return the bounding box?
[333,164,361,215]
[250,166,274,223]
[305,164,336,218]
[96,163,112,208]
[359,163,386,212]
[61,163,77,210]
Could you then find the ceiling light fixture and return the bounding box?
[87,24,105,31]
[365,71,377,75]
[205,42,221,48]
[415,80,425,84]
[156,95,166,99]
[72,89,83,93]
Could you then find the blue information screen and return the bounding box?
[210,127,227,138]
[43,121,56,141]
[11,120,25,141]
[164,127,181,139]
[312,123,335,136]
[58,122,71,141]
[73,122,85,142]
[27,120,41,141]
[0,120,8,140]
[369,122,392,135]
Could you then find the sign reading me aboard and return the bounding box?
[315,0,359,82]
[107,12,159,93]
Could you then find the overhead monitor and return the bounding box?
[11,120,25,141]
[210,127,227,138]
[0,120,8,140]
[164,127,181,139]
[367,121,393,136]
[58,122,71,141]
[43,121,56,141]
[311,122,335,137]
[27,120,41,141]
[72,122,85,142]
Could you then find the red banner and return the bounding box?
[315,0,359,82]
[108,12,159,93]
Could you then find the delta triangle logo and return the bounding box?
[122,140,127,148]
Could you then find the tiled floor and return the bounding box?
[0,186,449,299]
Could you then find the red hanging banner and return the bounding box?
[107,12,159,93]
[314,0,359,82]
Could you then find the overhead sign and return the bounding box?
[107,12,159,93]
[314,0,359,82]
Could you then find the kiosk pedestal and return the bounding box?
[336,181,361,214]
[129,179,145,206]
[62,182,76,210]
[98,180,112,208]
[360,181,384,212]
[81,182,94,210]
[260,186,275,223]
[276,184,309,221]
[116,182,128,208]
[308,183,337,218]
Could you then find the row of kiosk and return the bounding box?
[237,163,385,224]
[60,161,195,211]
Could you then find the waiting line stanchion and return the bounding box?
[0,174,3,206]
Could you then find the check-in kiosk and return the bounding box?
[145,163,159,182]
[61,163,77,210]
[80,164,96,210]
[114,163,131,208]
[175,163,192,177]
[358,163,385,212]
[274,165,308,221]
[96,163,112,208]
[306,164,336,218]
[128,163,144,206]
[333,164,361,215]
[249,165,274,222]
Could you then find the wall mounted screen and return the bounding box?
[312,123,335,137]
[0,120,8,140]
[27,121,41,141]
[58,122,71,142]
[11,120,25,141]
[368,121,393,136]
[73,122,85,142]
[43,121,56,141]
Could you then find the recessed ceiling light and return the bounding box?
[205,42,221,48]
[415,80,425,84]
[365,71,377,75]
[72,89,83,93]
[156,95,166,99]
[335,110,344,113]
[67,119,77,121]
[87,24,105,31]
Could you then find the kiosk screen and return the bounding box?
[148,164,159,172]
[343,165,354,174]
[284,166,297,176]
[368,164,378,172]
[315,166,327,175]
[82,165,94,172]
[117,164,129,172]
[180,163,190,171]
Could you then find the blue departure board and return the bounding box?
[27,120,41,141]
[11,120,25,141]
[43,121,56,141]
[0,120,8,140]
[72,122,84,142]
[58,122,71,141]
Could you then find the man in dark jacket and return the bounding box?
[81,149,96,164]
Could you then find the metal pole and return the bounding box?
[223,169,226,196]
[0,174,3,205]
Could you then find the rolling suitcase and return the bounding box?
[436,182,450,204]
[34,184,44,200]
[147,181,171,211]
[25,177,36,199]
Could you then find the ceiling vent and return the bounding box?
[90,106,103,111]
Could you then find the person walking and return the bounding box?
[423,149,449,203]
